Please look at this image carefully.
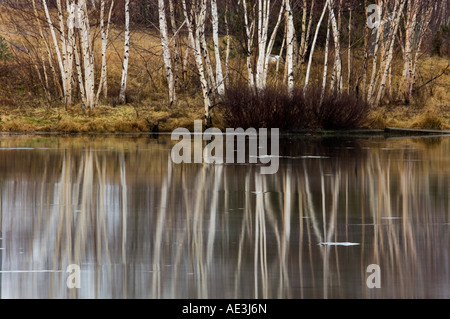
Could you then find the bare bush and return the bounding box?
[220,84,370,130]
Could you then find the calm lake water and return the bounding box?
[0,133,449,299]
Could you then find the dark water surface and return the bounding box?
[0,134,448,298]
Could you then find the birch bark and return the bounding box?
[285,0,295,95]
[374,0,406,106]
[56,0,71,107]
[367,1,386,103]
[242,0,256,88]
[211,0,225,95]
[321,14,331,105]
[327,0,342,93]
[42,0,67,103]
[78,0,95,109]
[181,0,212,124]
[168,0,180,90]
[32,0,61,99]
[119,0,130,104]
[224,0,231,87]
[159,0,177,105]
[304,0,327,90]
[299,0,315,63]
[96,0,114,104]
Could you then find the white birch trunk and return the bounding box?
[299,0,308,61]
[78,0,95,109]
[198,0,216,96]
[32,0,60,99]
[211,0,225,95]
[300,0,315,62]
[367,2,386,103]
[159,0,177,106]
[398,0,417,103]
[224,0,231,86]
[96,0,114,104]
[182,45,190,85]
[399,0,433,103]
[410,4,433,98]
[262,0,285,86]
[304,1,328,90]
[255,0,270,90]
[181,0,212,123]
[119,0,130,104]
[374,0,406,106]
[327,0,342,93]
[168,0,180,90]
[42,0,67,103]
[56,0,71,107]
[65,0,75,106]
[285,0,295,95]
[242,0,256,88]
[73,36,87,109]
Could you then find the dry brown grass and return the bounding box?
[0,98,205,133]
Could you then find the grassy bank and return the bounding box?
[1,102,450,133]
[0,101,205,133]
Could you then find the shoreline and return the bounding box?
[1,127,450,138]
[1,102,450,135]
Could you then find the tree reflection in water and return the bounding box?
[0,135,448,298]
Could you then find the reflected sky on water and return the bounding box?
[0,134,448,298]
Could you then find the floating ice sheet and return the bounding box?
[318,242,360,246]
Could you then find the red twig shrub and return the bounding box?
[219,84,370,130]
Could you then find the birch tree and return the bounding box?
[211,0,225,95]
[32,0,62,100]
[224,0,231,86]
[38,0,113,109]
[242,0,256,88]
[241,0,285,90]
[355,0,370,99]
[119,0,130,104]
[168,0,181,89]
[159,0,177,105]
[42,0,68,106]
[367,0,387,103]
[299,0,316,63]
[256,0,285,90]
[304,0,327,90]
[181,0,212,124]
[96,0,115,104]
[321,14,331,104]
[327,0,342,93]
[78,0,96,109]
[285,0,295,95]
[398,0,434,104]
[373,0,406,106]
[199,2,217,95]
[55,0,72,107]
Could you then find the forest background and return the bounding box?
[0,0,449,133]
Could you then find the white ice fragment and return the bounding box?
[318,242,360,246]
